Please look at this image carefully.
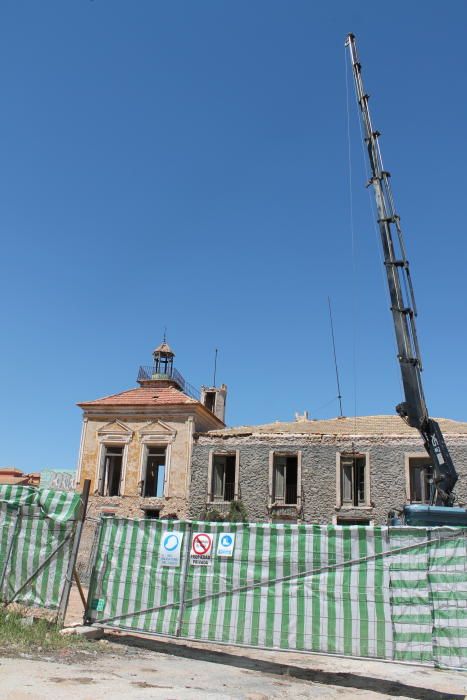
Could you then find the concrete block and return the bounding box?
[60,625,104,639]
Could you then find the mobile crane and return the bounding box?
[345,33,467,526]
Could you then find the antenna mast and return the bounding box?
[213,348,218,386]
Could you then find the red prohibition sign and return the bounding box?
[192,533,212,555]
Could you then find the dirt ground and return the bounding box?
[1,586,465,700]
[0,650,372,700]
[2,633,467,700]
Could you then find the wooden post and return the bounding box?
[57,479,91,627]
[73,566,87,608]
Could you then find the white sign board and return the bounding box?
[159,531,183,567]
[190,532,213,566]
[217,532,235,557]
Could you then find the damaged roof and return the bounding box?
[204,415,467,437]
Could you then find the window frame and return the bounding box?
[207,450,239,503]
[268,451,302,509]
[95,423,133,496]
[405,453,433,504]
[138,441,171,499]
[336,452,370,509]
[96,442,129,497]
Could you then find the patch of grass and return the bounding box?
[0,609,91,654]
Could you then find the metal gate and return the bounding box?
[86,518,467,669]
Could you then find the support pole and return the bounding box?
[57,479,91,627]
[175,522,192,637]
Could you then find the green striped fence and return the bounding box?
[0,485,82,610]
[87,520,393,657]
[388,527,467,668]
[86,518,467,669]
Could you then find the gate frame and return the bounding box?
[87,526,461,630]
[83,519,467,670]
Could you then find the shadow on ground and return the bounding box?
[106,633,463,700]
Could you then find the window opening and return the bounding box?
[212,454,236,501]
[273,455,298,504]
[204,392,216,413]
[144,509,160,519]
[337,517,370,526]
[409,457,432,503]
[144,446,166,497]
[340,455,366,506]
[100,446,123,496]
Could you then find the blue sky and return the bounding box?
[0,1,465,471]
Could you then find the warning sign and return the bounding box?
[159,531,183,567]
[217,532,235,557]
[190,532,213,566]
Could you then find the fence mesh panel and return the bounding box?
[87,520,392,658]
[86,518,467,669]
[180,522,392,656]
[389,527,467,668]
[0,486,81,611]
[0,505,18,587]
[87,518,188,635]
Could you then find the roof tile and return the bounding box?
[78,385,197,407]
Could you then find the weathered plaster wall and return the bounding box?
[79,418,189,493]
[189,434,467,524]
[77,402,222,520]
[77,415,194,522]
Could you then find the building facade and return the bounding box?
[76,340,227,519]
[189,415,467,524]
[0,468,40,486]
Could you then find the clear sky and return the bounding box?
[1,1,465,472]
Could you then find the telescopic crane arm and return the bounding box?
[345,33,457,506]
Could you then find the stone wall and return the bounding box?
[189,433,467,524]
[85,494,188,520]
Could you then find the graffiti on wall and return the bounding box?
[40,469,76,492]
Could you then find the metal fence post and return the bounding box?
[83,514,106,625]
[57,479,91,626]
[175,521,192,637]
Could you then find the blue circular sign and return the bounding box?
[221,535,232,547]
[163,534,179,552]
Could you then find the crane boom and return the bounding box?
[345,33,458,507]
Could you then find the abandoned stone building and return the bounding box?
[188,415,467,525]
[76,340,227,519]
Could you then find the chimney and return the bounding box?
[295,411,309,422]
[200,384,228,423]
